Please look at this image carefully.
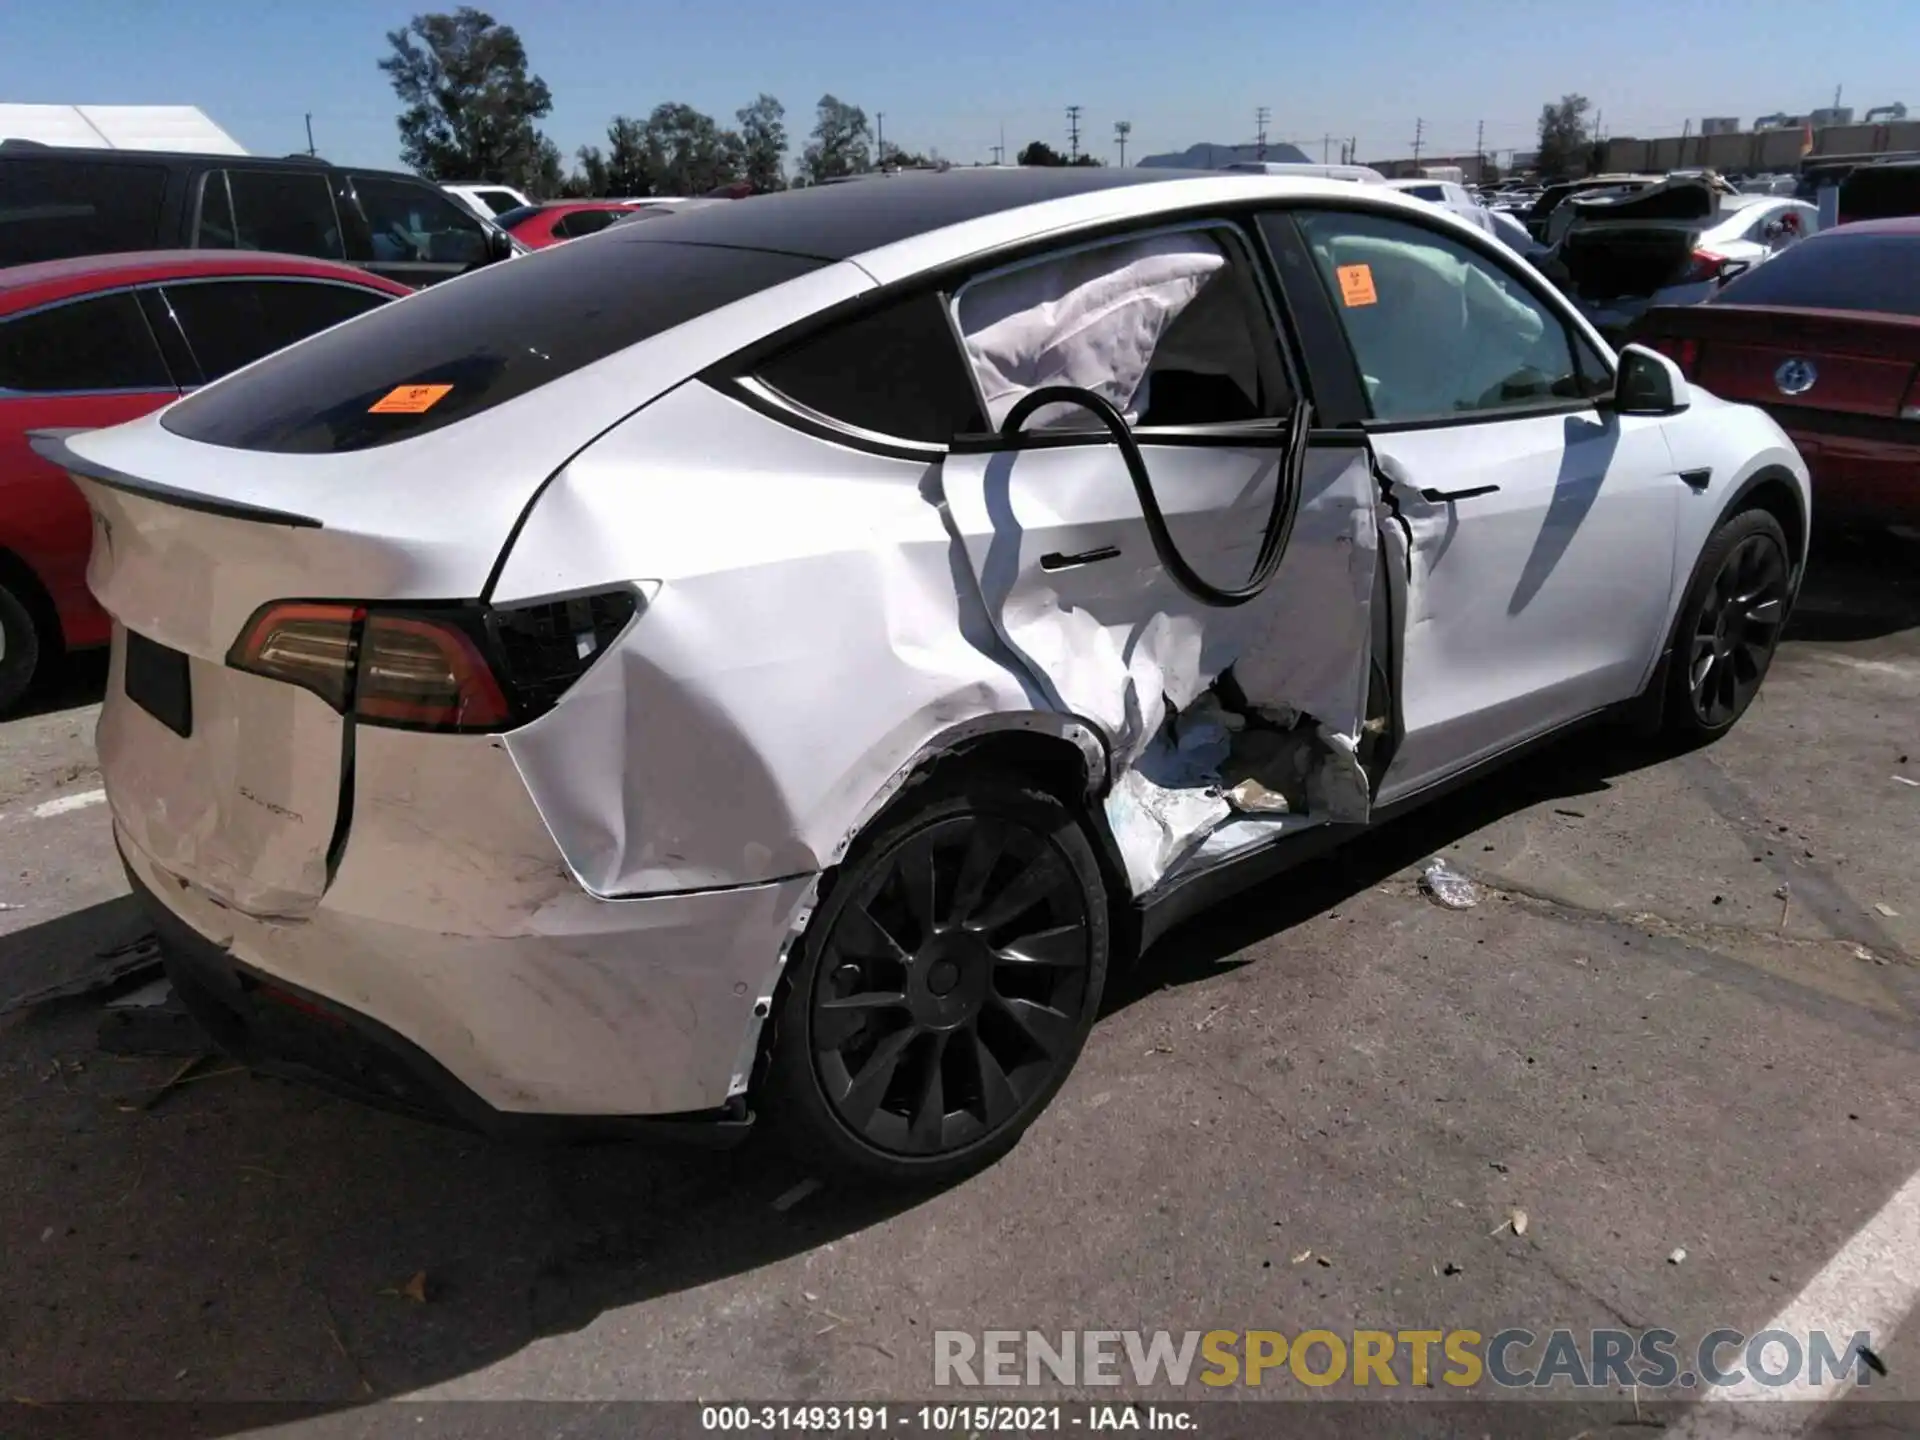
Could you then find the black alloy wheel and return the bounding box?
[1667,508,1792,739]
[763,776,1109,1184]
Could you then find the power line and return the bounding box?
[1066,104,1082,162]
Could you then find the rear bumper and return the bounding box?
[1772,418,1920,520]
[111,715,820,1124]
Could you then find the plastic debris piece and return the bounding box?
[1892,775,1919,787]
[1873,902,1899,918]
[1509,1208,1529,1236]
[772,1177,823,1212]
[1291,1249,1313,1265]
[402,1271,429,1303]
[1668,1247,1687,1265]
[1226,778,1291,814]
[1420,859,1480,909]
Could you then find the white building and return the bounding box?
[0,104,246,154]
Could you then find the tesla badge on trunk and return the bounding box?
[1775,358,1819,396]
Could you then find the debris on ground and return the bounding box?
[772,1177,823,1212]
[1552,808,1586,819]
[1291,1249,1313,1265]
[1509,1208,1529,1236]
[1893,775,1919,788]
[1420,859,1480,909]
[1441,1261,1463,1276]
[0,930,163,1016]
[1873,902,1899,918]
[1668,1247,1687,1265]
[97,980,207,1058]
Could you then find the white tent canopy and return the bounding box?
[0,104,246,155]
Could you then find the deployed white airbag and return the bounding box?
[956,232,1228,430]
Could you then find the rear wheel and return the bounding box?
[0,581,42,714]
[762,774,1109,1187]
[1664,509,1791,740]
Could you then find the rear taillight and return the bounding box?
[228,589,638,731]
[1681,249,1732,284]
[1645,335,1701,379]
[1902,368,1920,421]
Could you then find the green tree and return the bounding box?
[1536,94,1593,180]
[605,115,652,194]
[803,95,872,182]
[1018,140,1065,165]
[567,143,611,197]
[736,94,788,192]
[642,102,744,194]
[378,7,555,188]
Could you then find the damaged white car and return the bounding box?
[35,170,1810,1184]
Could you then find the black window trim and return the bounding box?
[1276,197,1619,435]
[0,284,184,399]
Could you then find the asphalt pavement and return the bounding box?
[2,526,1917,1439]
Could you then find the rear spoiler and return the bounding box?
[28,428,323,529]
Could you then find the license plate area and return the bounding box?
[125,629,193,738]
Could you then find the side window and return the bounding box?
[475,190,522,217]
[952,225,1293,432]
[755,289,987,445]
[0,293,173,393]
[161,280,390,382]
[201,170,347,261]
[351,175,488,267]
[0,158,167,266]
[1294,208,1593,423]
[557,209,620,241]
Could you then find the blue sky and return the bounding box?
[5,0,1917,173]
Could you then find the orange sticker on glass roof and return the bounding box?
[1336,264,1378,307]
[368,383,453,414]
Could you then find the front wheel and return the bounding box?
[761,774,1110,1187]
[1664,508,1792,741]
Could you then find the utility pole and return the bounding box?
[876,112,886,167]
[1255,105,1270,161]
[1323,133,1332,164]
[304,113,316,157]
[1066,105,1083,162]
[1411,117,1424,165]
[1475,118,1484,178]
[1114,120,1131,166]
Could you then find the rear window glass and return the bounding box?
[1713,234,1920,317]
[161,237,825,452]
[0,158,167,266]
[0,292,172,392]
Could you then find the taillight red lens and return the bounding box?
[1681,249,1729,284]
[355,613,511,729]
[1645,335,1701,379]
[228,602,364,711]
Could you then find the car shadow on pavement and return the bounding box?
[11,648,110,722]
[1785,522,1920,644]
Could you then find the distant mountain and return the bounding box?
[1137,140,1312,169]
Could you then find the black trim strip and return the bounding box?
[26,429,324,529]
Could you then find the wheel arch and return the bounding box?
[0,546,63,660]
[1720,464,1809,577]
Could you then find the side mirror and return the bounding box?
[486,227,517,263]
[1610,343,1691,416]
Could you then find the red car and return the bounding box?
[0,251,410,709]
[497,202,639,248]
[1633,217,1920,522]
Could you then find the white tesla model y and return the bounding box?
[35,170,1809,1184]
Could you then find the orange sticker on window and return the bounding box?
[368,383,453,414]
[1336,264,1378,307]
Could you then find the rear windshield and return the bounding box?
[161,237,825,452]
[1713,233,1920,317]
[0,157,168,266]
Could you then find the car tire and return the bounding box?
[761,773,1110,1188]
[0,581,42,715]
[1663,508,1792,742]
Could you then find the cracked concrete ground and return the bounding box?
[0,526,1915,1437]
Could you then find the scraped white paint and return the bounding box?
[1666,1166,1920,1437]
[31,789,106,819]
